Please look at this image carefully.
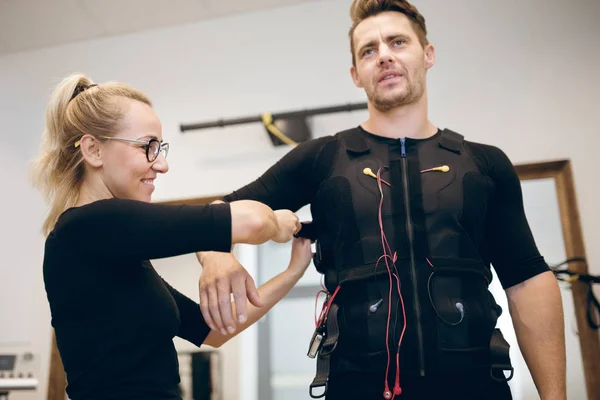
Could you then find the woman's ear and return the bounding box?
[79,135,103,168]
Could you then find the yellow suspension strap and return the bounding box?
[261,112,298,146]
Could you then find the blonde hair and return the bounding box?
[349,0,429,66]
[30,73,152,236]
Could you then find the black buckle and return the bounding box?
[319,336,338,357]
[308,301,339,399]
[309,382,328,398]
[490,364,514,382]
[307,326,325,359]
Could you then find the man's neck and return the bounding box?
[361,93,437,139]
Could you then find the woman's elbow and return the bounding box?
[231,201,277,244]
[249,212,278,243]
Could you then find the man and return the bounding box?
[197,1,566,399]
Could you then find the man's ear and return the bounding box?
[424,43,436,70]
[350,65,364,88]
[79,135,103,168]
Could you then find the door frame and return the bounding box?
[515,159,599,399]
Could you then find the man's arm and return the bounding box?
[506,271,566,399]
[198,137,331,335]
[475,142,566,398]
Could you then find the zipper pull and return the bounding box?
[400,138,406,157]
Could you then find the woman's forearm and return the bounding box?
[202,268,302,348]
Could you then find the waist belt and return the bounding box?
[306,309,513,398]
[337,262,388,284]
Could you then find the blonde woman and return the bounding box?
[31,74,311,400]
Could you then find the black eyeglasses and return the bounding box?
[74,136,169,162]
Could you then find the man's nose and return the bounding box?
[378,44,394,65]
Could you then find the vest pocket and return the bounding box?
[426,258,498,369]
[335,278,394,357]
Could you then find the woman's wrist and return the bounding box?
[283,264,306,282]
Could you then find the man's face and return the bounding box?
[350,11,435,112]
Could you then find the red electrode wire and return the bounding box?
[313,164,452,398]
[315,285,341,328]
[376,167,406,399]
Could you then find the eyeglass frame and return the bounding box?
[74,135,169,162]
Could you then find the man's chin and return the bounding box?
[371,97,407,112]
[370,88,421,111]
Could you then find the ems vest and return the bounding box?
[302,127,512,387]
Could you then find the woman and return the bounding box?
[31,74,312,400]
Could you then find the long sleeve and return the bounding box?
[54,198,232,262]
[223,136,332,211]
[480,145,550,288]
[161,278,210,347]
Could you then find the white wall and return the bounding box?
[1,0,599,399]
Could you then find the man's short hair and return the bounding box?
[349,0,429,65]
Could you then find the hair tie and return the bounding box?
[70,83,98,101]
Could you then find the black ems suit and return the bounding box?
[223,127,549,399]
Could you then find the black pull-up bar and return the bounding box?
[179,102,368,133]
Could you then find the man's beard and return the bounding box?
[368,72,425,112]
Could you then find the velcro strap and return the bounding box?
[295,221,319,241]
[320,303,339,355]
[309,303,339,398]
[489,328,514,382]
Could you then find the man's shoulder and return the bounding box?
[332,126,362,137]
[299,132,341,147]
[309,127,360,142]
[436,127,513,174]
[439,128,498,152]
[294,127,358,154]
[453,133,514,175]
[464,139,502,154]
[332,126,371,154]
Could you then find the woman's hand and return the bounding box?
[273,210,301,243]
[287,237,313,279]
